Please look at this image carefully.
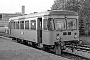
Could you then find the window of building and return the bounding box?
[20,21,24,29]
[16,21,19,29]
[0,14,2,20]
[25,20,29,29]
[31,20,36,30]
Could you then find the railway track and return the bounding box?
[11,39,89,60]
[0,34,89,60]
[63,44,90,59]
[15,41,90,60]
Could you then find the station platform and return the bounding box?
[0,36,70,60]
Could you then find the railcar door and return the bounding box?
[9,21,13,35]
[37,18,42,44]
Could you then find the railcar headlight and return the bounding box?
[74,35,77,38]
[56,34,60,40]
[79,40,82,44]
[74,33,77,38]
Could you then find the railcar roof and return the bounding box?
[9,10,78,21]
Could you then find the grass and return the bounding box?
[80,36,90,45]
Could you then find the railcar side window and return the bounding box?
[43,19,48,30]
[13,22,16,29]
[10,21,14,29]
[31,20,36,30]
[54,18,66,30]
[16,21,19,29]
[25,20,29,29]
[20,21,24,29]
[67,19,77,30]
[48,18,54,30]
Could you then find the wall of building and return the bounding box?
[0,13,21,26]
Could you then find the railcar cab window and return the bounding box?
[16,21,19,29]
[54,18,66,30]
[67,19,77,30]
[43,18,54,30]
[25,20,29,29]
[31,20,36,30]
[20,21,24,29]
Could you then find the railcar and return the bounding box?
[9,10,79,53]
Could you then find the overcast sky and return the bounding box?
[0,0,54,14]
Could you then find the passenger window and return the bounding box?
[25,20,29,29]
[13,22,16,29]
[10,21,14,29]
[31,20,36,30]
[43,19,48,30]
[20,21,24,29]
[16,21,19,29]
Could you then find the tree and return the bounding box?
[51,0,66,10]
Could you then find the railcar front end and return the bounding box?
[42,16,79,46]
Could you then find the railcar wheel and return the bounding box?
[12,38,14,41]
[17,39,21,43]
[19,39,23,44]
[23,40,28,45]
[27,41,33,46]
[12,37,16,41]
[42,45,50,51]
